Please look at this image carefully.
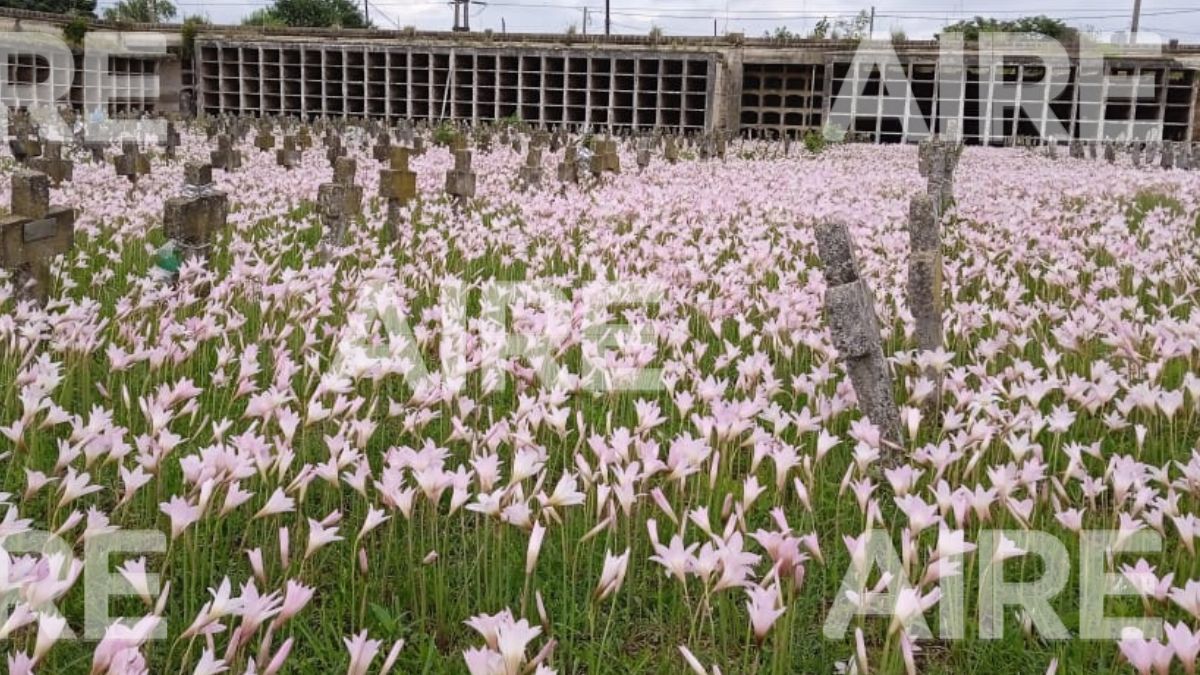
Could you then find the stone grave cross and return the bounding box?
[519,146,544,187]
[276,135,301,169]
[254,122,275,152]
[162,162,229,267]
[379,146,418,241]
[28,141,73,186]
[0,170,76,303]
[210,134,242,171]
[113,141,150,184]
[317,157,363,259]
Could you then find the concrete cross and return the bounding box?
[210,134,242,172]
[557,146,580,184]
[162,162,229,265]
[379,147,418,241]
[815,221,903,455]
[372,131,392,162]
[276,135,301,169]
[113,141,150,184]
[255,122,275,152]
[318,157,364,259]
[664,136,680,164]
[28,141,73,186]
[0,170,76,304]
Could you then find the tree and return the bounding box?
[942,15,1075,41]
[6,0,96,17]
[241,0,371,29]
[765,26,798,41]
[102,0,176,22]
[831,9,871,40]
[810,17,830,39]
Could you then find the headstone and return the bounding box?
[276,135,301,169]
[815,221,902,454]
[0,170,75,304]
[444,148,476,203]
[27,142,73,186]
[317,157,363,259]
[162,162,229,266]
[211,134,242,171]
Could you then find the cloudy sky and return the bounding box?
[103,0,1200,42]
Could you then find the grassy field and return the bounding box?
[1,132,1199,674]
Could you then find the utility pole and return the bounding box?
[464,0,471,31]
[453,0,460,31]
[1130,0,1142,40]
[868,6,875,37]
[582,7,588,35]
[363,0,369,27]
[605,0,610,35]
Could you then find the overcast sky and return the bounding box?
[108,0,1200,42]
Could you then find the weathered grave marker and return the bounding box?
[815,221,902,453]
[664,136,679,164]
[379,147,417,241]
[557,146,580,184]
[211,134,242,171]
[317,157,363,259]
[519,146,544,187]
[906,194,944,407]
[444,148,476,204]
[113,141,150,184]
[28,141,73,186]
[0,170,75,303]
[276,135,301,169]
[255,123,275,152]
[162,162,229,266]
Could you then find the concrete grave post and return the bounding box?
[519,146,544,187]
[444,148,477,204]
[815,221,903,455]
